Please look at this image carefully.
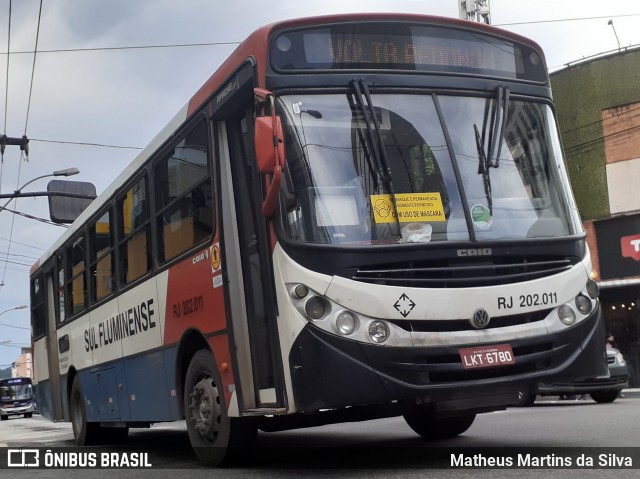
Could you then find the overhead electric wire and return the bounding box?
[0,0,45,294]
[0,235,45,250]
[495,12,640,27]
[0,251,40,261]
[2,0,10,136]
[0,15,634,58]
[0,40,242,57]
[23,0,43,135]
[0,258,32,267]
[31,137,142,150]
[0,0,13,195]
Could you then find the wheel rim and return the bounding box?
[189,375,221,444]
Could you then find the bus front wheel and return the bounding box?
[590,389,620,403]
[403,407,476,440]
[70,376,100,445]
[184,349,257,466]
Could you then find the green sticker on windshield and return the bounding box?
[471,204,492,229]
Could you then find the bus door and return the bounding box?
[214,85,286,412]
[40,267,64,421]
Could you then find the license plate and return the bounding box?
[459,344,515,369]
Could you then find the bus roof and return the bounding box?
[31,13,546,273]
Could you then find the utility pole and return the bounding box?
[459,0,491,25]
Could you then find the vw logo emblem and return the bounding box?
[470,308,491,329]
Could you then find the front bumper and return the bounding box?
[537,374,628,395]
[0,404,35,416]
[289,305,606,412]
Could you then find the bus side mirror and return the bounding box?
[254,115,285,173]
[47,179,97,223]
[254,87,286,218]
[254,114,285,218]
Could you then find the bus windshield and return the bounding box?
[0,382,33,403]
[278,92,582,245]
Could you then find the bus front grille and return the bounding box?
[353,256,576,288]
[388,309,552,332]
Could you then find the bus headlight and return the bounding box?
[586,279,599,299]
[336,311,358,335]
[305,296,327,320]
[368,321,390,343]
[575,294,592,315]
[558,304,576,325]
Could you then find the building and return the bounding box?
[11,347,32,379]
[551,46,640,386]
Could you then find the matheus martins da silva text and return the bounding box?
[451,453,633,468]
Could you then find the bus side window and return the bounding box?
[30,273,46,338]
[118,176,151,285]
[154,120,213,263]
[90,209,115,302]
[68,235,87,316]
[56,254,66,323]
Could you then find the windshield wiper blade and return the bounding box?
[487,86,509,168]
[474,86,510,215]
[350,79,401,233]
[474,123,493,214]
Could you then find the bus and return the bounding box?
[31,13,607,465]
[0,377,35,419]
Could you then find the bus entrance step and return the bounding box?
[242,408,288,416]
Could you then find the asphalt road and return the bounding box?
[1,392,639,478]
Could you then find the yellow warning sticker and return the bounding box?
[371,192,446,223]
[211,244,221,272]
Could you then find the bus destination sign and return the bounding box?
[270,23,547,82]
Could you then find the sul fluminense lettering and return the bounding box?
[84,299,156,352]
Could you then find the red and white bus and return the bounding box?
[31,13,606,465]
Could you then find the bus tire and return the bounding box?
[0,415,7,421]
[590,390,620,404]
[513,391,536,407]
[70,376,100,446]
[24,413,33,418]
[403,408,476,440]
[184,349,250,467]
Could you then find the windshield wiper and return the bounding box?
[474,86,510,214]
[349,79,401,233]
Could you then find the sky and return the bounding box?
[1,0,639,369]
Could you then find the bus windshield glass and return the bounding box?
[0,381,33,403]
[278,93,582,245]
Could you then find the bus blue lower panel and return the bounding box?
[33,381,53,420]
[289,306,606,412]
[78,346,181,423]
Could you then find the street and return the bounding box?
[1,392,639,478]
